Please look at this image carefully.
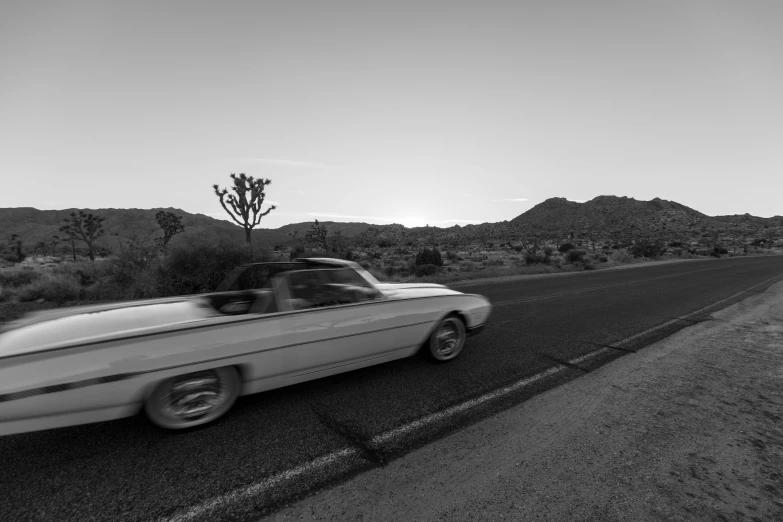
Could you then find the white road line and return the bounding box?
[370,365,566,446]
[160,274,782,521]
[162,448,359,522]
[569,347,612,366]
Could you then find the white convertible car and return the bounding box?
[0,258,491,435]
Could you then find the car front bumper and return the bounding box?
[467,323,487,337]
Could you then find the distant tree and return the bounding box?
[213,173,276,245]
[331,230,345,253]
[3,234,25,264]
[34,241,46,258]
[59,211,105,262]
[49,234,60,258]
[153,211,185,255]
[305,219,330,252]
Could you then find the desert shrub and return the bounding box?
[513,245,524,252]
[377,239,393,248]
[383,265,395,277]
[446,250,458,260]
[710,246,729,258]
[597,254,608,263]
[672,248,683,256]
[482,258,504,267]
[543,246,554,256]
[524,252,547,265]
[415,263,439,277]
[629,239,665,258]
[415,247,443,267]
[565,249,587,264]
[359,261,372,270]
[0,270,42,288]
[155,239,253,297]
[16,272,83,304]
[558,243,575,253]
[668,241,684,248]
[610,249,632,263]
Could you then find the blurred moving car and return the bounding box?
[0,258,491,435]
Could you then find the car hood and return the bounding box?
[375,282,462,299]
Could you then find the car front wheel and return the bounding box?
[427,315,466,362]
[145,367,241,430]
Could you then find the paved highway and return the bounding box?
[1,256,782,522]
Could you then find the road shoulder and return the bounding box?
[272,280,783,521]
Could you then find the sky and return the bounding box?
[1,0,781,229]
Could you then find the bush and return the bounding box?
[565,249,587,264]
[543,246,554,256]
[597,255,608,263]
[629,239,665,258]
[359,261,372,270]
[524,252,547,265]
[16,272,83,304]
[0,270,42,288]
[415,247,443,267]
[668,241,684,248]
[610,249,632,263]
[415,263,439,277]
[513,245,524,252]
[446,250,458,260]
[155,239,254,297]
[672,248,683,256]
[558,243,575,253]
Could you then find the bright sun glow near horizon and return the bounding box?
[2,2,782,225]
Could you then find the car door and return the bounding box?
[275,268,428,380]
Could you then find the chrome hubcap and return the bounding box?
[436,322,460,357]
[161,371,226,420]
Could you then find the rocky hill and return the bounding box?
[349,196,782,249]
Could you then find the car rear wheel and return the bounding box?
[427,315,466,362]
[145,367,241,430]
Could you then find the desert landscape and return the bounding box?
[1,194,781,326]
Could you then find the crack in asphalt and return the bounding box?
[311,407,390,466]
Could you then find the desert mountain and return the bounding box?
[350,196,782,248]
[1,196,780,254]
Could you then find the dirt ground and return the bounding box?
[272,281,783,521]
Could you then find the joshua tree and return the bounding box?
[305,219,330,253]
[213,173,276,246]
[59,210,105,262]
[153,210,185,255]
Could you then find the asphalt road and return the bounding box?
[1,256,782,522]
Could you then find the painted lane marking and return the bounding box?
[160,273,783,521]
[163,448,360,522]
[370,365,566,446]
